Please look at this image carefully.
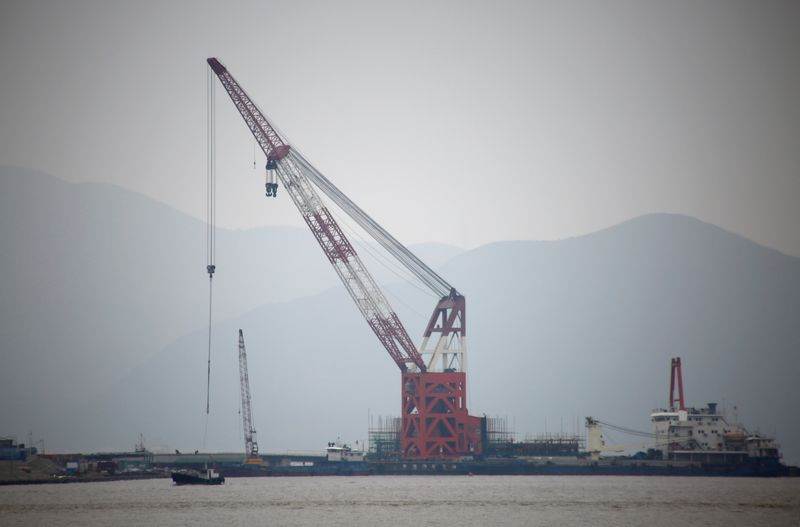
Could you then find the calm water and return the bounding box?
[1,476,799,526]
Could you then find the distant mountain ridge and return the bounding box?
[0,166,462,440]
[2,166,798,466]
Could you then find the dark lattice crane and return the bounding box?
[208,58,481,459]
[238,329,262,465]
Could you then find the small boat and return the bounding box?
[171,468,225,485]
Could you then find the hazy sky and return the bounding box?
[1,0,798,254]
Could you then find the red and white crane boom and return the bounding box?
[207,57,425,372]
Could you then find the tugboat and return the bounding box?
[171,467,225,485]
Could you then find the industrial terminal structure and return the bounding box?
[0,59,793,486]
[193,58,787,477]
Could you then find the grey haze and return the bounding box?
[1,167,798,465]
[0,0,798,254]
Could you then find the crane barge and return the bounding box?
[207,57,482,459]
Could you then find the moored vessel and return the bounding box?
[171,467,225,485]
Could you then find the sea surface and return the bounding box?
[1,476,799,526]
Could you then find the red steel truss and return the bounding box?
[402,371,482,458]
[404,290,481,459]
[207,58,290,162]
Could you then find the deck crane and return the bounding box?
[669,357,686,411]
[207,57,482,459]
[238,329,262,465]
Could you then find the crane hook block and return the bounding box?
[207,264,216,276]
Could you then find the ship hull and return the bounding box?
[171,471,225,485]
[366,458,789,477]
[224,458,791,477]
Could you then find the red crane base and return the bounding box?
[401,371,483,459]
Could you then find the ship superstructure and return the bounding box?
[650,357,781,464]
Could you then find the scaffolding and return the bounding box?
[368,416,402,460]
[484,416,514,445]
[483,416,584,457]
[487,431,584,458]
[368,415,585,460]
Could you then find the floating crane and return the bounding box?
[238,329,262,465]
[207,57,482,459]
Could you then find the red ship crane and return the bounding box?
[669,357,685,411]
[207,57,481,459]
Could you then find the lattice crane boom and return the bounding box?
[207,57,425,372]
[238,329,259,461]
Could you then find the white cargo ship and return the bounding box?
[650,357,781,464]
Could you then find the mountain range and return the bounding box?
[1,165,798,465]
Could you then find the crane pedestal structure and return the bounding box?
[402,371,482,458]
[403,288,481,458]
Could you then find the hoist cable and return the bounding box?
[221,86,455,300]
[326,202,437,300]
[206,279,213,415]
[290,150,453,299]
[596,420,655,438]
[205,65,216,419]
